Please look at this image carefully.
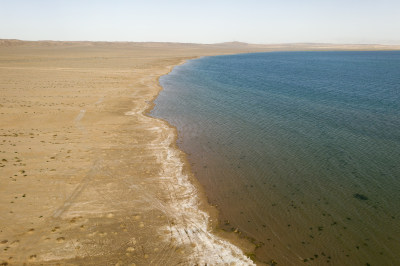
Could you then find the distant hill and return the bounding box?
[0,39,25,46]
[213,41,250,46]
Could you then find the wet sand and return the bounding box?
[1,40,399,265]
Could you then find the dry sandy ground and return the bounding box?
[0,40,399,266]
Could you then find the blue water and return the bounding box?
[151,51,400,265]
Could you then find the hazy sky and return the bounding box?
[1,0,399,44]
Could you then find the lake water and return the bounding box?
[151,51,400,265]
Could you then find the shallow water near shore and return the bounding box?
[151,51,400,265]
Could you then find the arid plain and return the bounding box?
[1,40,399,265]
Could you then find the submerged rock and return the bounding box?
[353,193,369,201]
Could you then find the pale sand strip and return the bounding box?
[124,60,255,265]
[1,41,399,265]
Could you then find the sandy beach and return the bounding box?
[0,40,267,265]
[1,40,399,265]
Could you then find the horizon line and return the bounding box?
[1,38,400,47]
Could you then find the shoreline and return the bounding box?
[144,57,257,264]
